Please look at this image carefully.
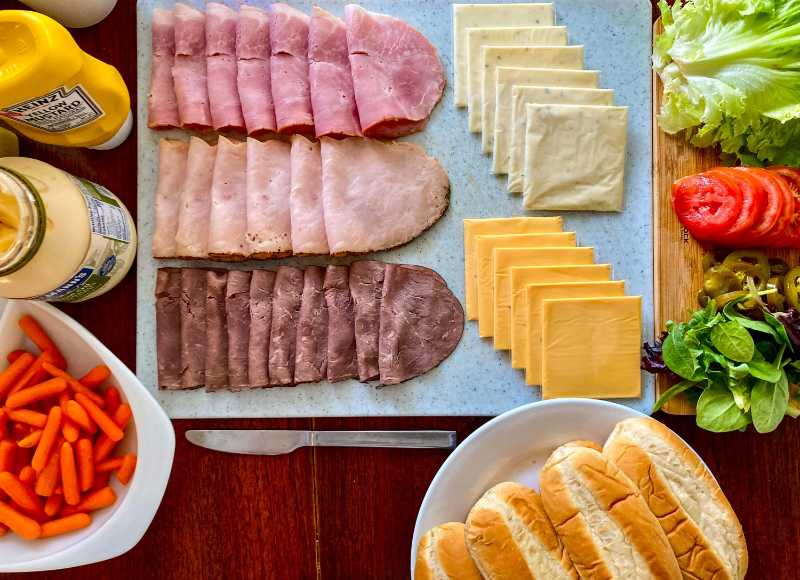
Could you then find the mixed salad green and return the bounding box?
[654,0,800,165]
[645,292,800,433]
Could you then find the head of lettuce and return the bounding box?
[655,0,800,166]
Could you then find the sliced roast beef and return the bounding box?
[249,269,276,387]
[269,3,314,134]
[320,137,449,254]
[269,266,304,385]
[180,268,207,388]
[294,266,328,384]
[156,268,182,389]
[308,7,361,138]
[323,265,357,382]
[379,264,464,385]
[345,5,445,138]
[349,261,385,382]
[226,270,251,390]
[205,270,229,390]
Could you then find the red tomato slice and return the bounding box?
[671,174,742,241]
[731,167,785,246]
[754,168,794,247]
[769,166,800,248]
[706,168,763,246]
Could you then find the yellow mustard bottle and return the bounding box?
[0,10,132,149]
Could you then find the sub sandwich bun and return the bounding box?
[540,445,681,580]
[604,417,748,580]
[415,522,481,580]
[465,481,578,579]
[561,439,602,452]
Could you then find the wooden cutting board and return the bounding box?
[653,20,799,414]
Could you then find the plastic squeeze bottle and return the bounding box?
[0,10,132,149]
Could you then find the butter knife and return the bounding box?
[185,430,458,455]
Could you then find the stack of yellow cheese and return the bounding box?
[464,217,641,399]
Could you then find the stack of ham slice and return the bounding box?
[152,135,449,260]
[155,262,464,390]
[148,2,445,139]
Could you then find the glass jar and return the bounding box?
[0,157,136,302]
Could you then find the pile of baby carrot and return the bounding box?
[0,314,136,541]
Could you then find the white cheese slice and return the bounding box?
[523,104,628,211]
[506,86,613,189]
[476,46,584,144]
[452,3,555,107]
[465,27,568,127]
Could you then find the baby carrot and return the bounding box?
[76,439,94,492]
[74,486,115,512]
[0,500,41,539]
[59,442,80,506]
[0,352,35,400]
[43,493,62,517]
[0,410,6,440]
[104,386,121,415]
[6,378,67,410]
[2,442,19,473]
[93,403,132,462]
[7,408,47,429]
[65,400,96,434]
[74,394,122,442]
[62,419,79,443]
[95,457,123,473]
[116,453,137,485]
[40,513,91,538]
[31,407,62,472]
[34,449,60,497]
[0,472,43,514]
[17,429,42,449]
[8,352,52,397]
[18,466,35,486]
[79,365,111,389]
[18,315,66,369]
[7,350,30,364]
[42,363,104,407]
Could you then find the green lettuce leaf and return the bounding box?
[655,0,800,164]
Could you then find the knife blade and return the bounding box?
[185,430,457,455]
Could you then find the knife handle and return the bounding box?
[312,431,457,449]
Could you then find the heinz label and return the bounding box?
[0,85,105,133]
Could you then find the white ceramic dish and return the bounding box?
[0,300,175,573]
[410,398,645,577]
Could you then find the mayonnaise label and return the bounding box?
[34,177,132,302]
[0,85,105,133]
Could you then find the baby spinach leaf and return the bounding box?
[751,372,789,434]
[746,348,783,383]
[663,332,703,381]
[696,385,752,433]
[652,380,696,413]
[763,311,793,351]
[723,301,781,340]
[710,320,754,363]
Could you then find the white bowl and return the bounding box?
[410,398,646,577]
[0,300,175,572]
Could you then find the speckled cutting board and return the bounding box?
[136,0,655,418]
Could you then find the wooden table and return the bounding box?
[3,1,798,578]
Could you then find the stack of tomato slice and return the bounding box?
[672,166,800,248]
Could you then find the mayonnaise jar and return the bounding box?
[0,157,136,302]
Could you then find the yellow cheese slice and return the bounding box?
[540,296,642,399]
[509,265,612,369]
[464,217,563,320]
[481,245,593,338]
[524,281,625,385]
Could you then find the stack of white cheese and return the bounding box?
[453,3,628,212]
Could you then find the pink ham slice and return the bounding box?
[345,5,445,138]
[173,3,212,129]
[148,8,180,129]
[320,137,449,254]
[237,6,275,135]
[205,2,237,56]
[246,138,292,258]
[308,7,361,138]
[289,135,329,255]
[175,137,217,258]
[208,137,247,260]
[269,3,314,134]
[153,139,189,258]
